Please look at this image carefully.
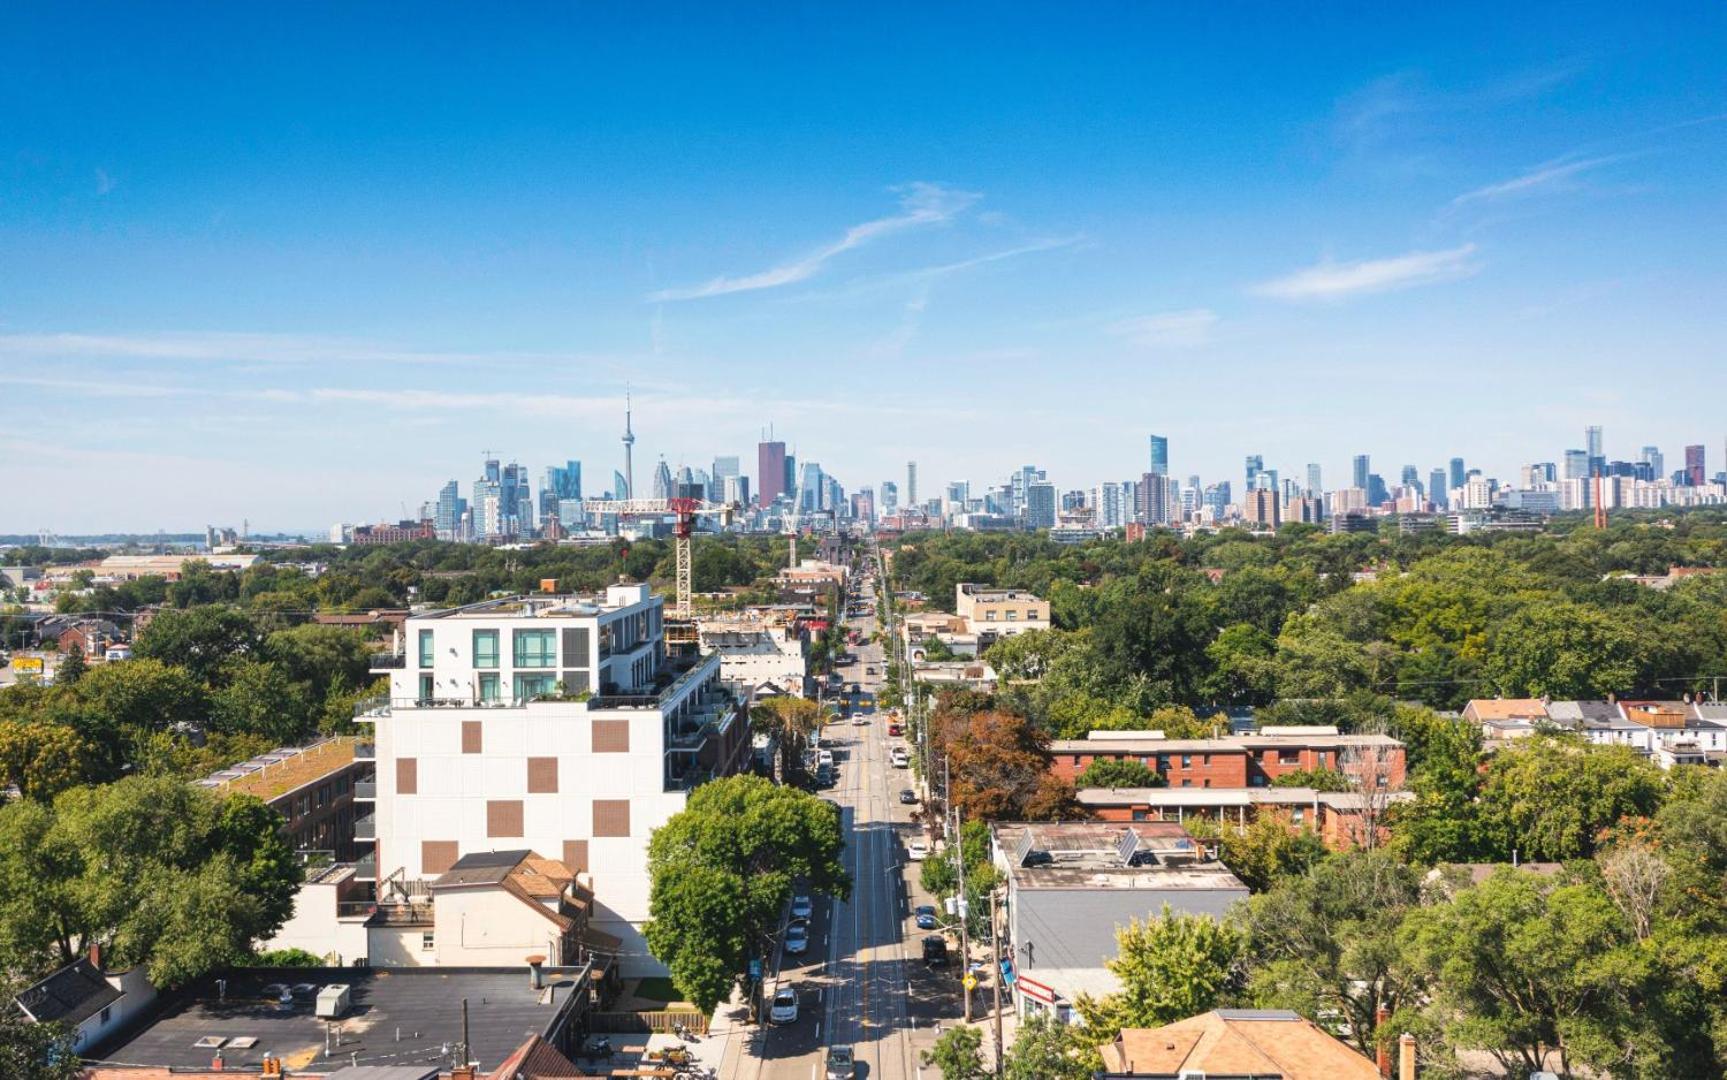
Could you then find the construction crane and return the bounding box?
[580,498,736,619]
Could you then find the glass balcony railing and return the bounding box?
[354,815,376,841]
[354,851,377,881]
[354,742,375,760]
[354,780,376,800]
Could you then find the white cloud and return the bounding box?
[1450,155,1622,207]
[94,168,116,196]
[0,331,621,369]
[1108,309,1219,348]
[647,181,980,301]
[1250,244,1480,301]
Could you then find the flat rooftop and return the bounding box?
[413,589,652,621]
[196,737,359,803]
[88,966,589,1075]
[992,822,1247,892]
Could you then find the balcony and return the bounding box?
[336,899,377,920]
[354,815,376,841]
[369,652,406,670]
[354,742,375,761]
[354,851,377,881]
[354,780,376,801]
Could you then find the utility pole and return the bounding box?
[990,887,1004,1077]
[949,754,971,1023]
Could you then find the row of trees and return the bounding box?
[0,608,379,797]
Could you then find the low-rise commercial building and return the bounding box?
[953,582,1050,638]
[991,822,1248,1025]
[696,612,809,698]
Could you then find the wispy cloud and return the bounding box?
[1450,154,1624,207]
[94,168,116,196]
[1250,244,1480,301]
[1107,309,1219,348]
[647,182,980,302]
[0,331,622,370]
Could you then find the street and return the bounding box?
[728,574,958,1080]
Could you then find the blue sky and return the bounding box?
[3,3,1724,531]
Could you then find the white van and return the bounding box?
[890,747,909,769]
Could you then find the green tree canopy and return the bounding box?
[1075,757,1163,789]
[1075,907,1246,1045]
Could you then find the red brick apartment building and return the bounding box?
[1049,728,1407,790]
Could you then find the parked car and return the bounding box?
[791,894,814,919]
[770,987,799,1024]
[899,788,918,805]
[785,924,810,955]
[825,1045,856,1080]
[914,904,938,930]
[907,839,929,860]
[922,935,948,967]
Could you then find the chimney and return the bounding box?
[1399,1032,1416,1080]
[1375,1006,1391,1078]
[87,942,102,971]
[451,1068,476,1080]
[526,954,546,990]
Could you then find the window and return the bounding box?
[1157,754,1170,770]
[478,672,500,703]
[514,629,556,668]
[1180,779,1193,788]
[421,931,435,952]
[1131,809,1148,822]
[1291,806,1306,825]
[985,611,996,622]
[473,629,500,669]
[1315,751,1327,767]
[1279,749,1300,765]
[418,674,434,702]
[1006,610,1018,620]
[514,674,556,702]
[418,629,435,668]
[1180,754,1192,768]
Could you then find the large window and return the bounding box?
[418,629,435,668]
[418,673,434,702]
[513,629,556,668]
[478,672,500,703]
[514,674,556,702]
[473,629,500,669]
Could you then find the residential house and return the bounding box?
[1096,1009,1383,1079]
[16,946,156,1056]
[1050,728,1406,790]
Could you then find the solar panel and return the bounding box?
[1012,829,1039,866]
[1115,828,1140,866]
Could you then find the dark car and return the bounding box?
[914,904,938,930]
[899,789,918,805]
[922,934,948,967]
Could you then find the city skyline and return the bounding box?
[4,4,1727,531]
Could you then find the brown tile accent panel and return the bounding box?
[563,839,589,873]
[593,799,631,837]
[487,799,524,838]
[462,720,483,754]
[592,719,630,753]
[422,840,458,874]
[527,756,559,794]
[396,757,418,794]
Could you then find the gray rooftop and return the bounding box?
[88,966,590,1073]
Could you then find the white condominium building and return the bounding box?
[357,584,750,973]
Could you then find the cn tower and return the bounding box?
[621,387,636,499]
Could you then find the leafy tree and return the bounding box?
[54,645,85,687]
[1270,767,1351,792]
[644,775,849,1014]
[1075,907,1246,1044]
[210,660,313,742]
[939,709,1079,821]
[1475,735,1664,862]
[0,777,300,986]
[1238,849,1424,1056]
[1202,623,1279,705]
[1188,814,1329,893]
[1002,1012,1096,1080]
[921,1023,986,1080]
[750,696,824,782]
[134,606,264,686]
[917,820,999,942]
[0,721,95,800]
[1396,869,1668,1079]
[1075,757,1163,789]
[247,947,326,967]
[265,623,372,696]
[1483,601,1655,699]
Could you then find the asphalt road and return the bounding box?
[731,582,957,1080]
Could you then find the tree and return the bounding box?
[1002,1013,1096,1080]
[921,1023,986,1080]
[0,777,301,986]
[1076,907,1246,1044]
[940,710,1078,821]
[1075,757,1163,789]
[1238,849,1423,1056]
[133,606,264,686]
[644,775,849,1014]
[1190,813,1328,893]
[750,697,824,782]
[54,645,85,687]
[1270,767,1350,792]
[0,721,95,800]
[1396,869,1668,1079]
[1483,601,1654,699]
[1475,735,1664,862]
[210,660,313,742]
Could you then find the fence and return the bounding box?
[588,1008,709,1035]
